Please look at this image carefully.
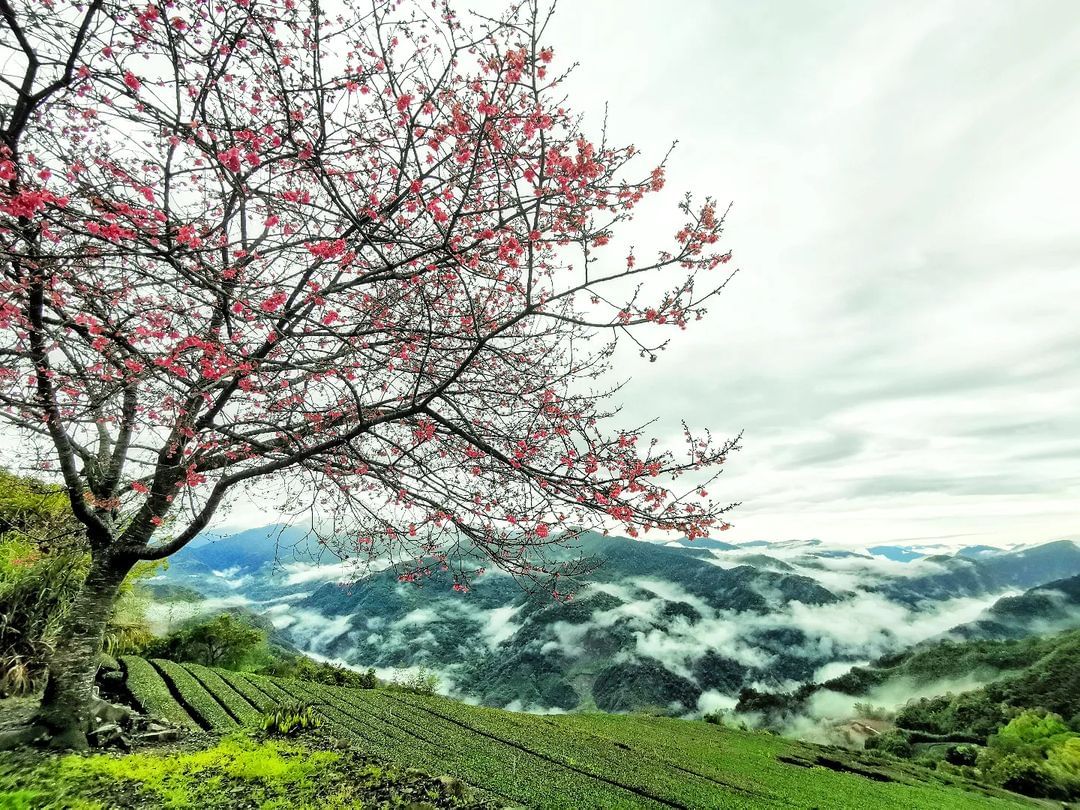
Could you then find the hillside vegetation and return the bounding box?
[740,629,1080,723]
[738,628,1080,801]
[824,629,1080,716]
[156,524,1080,719]
[4,656,1034,808]
[0,734,486,809]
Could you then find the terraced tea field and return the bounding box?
[118,657,1035,808]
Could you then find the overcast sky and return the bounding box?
[225,0,1080,547]
[9,1,1077,550]
[516,0,1080,548]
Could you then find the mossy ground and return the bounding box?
[0,732,492,809]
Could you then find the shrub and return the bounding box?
[976,710,1080,799]
[120,656,199,730]
[0,537,86,696]
[145,613,266,670]
[153,658,238,731]
[985,754,1066,799]
[944,743,979,767]
[864,730,913,758]
[992,709,1070,752]
[182,663,263,726]
[702,710,725,726]
[390,667,440,695]
[0,470,155,694]
[895,690,1007,738]
[322,663,378,690]
[261,703,322,737]
[257,654,378,689]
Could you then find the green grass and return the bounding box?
[118,656,198,731]
[111,657,1039,808]
[0,733,485,809]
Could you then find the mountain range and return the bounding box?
[151,527,1080,716]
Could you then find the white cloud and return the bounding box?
[777,590,1004,652]
[697,690,739,715]
[210,567,251,589]
[526,570,1014,696]
[481,605,522,650]
[812,661,868,684]
[144,595,254,634]
[393,608,440,628]
[280,560,365,585]
[503,700,570,715]
[272,608,354,652]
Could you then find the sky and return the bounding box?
[5,1,1078,550]
[221,0,1080,547]
[518,0,1080,548]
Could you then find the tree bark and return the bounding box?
[34,550,134,749]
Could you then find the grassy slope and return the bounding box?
[550,712,1031,809]
[104,658,1037,809]
[386,693,1035,808]
[0,734,486,809]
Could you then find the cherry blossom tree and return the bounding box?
[0,0,738,746]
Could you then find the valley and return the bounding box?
[155,528,1080,721]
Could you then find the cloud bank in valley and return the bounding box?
[258,545,1018,713]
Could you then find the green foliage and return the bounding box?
[993,709,1070,749]
[779,630,1080,739]
[0,469,155,694]
[0,470,87,696]
[0,542,86,695]
[261,703,322,737]
[0,733,485,808]
[865,730,913,758]
[702,709,725,726]
[257,654,378,689]
[983,754,1064,800]
[152,658,238,731]
[115,657,1038,808]
[1047,736,1080,781]
[945,744,980,767]
[848,636,1080,802]
[976,710,1080,800]
[119,656,199,730]
[144,612,266,670]
[981,632,1080,724]
[388,666,440,695]
[850,630,1080,803]
[0,468,73,541]
[895,690,1009,739]
[737,685,796,717]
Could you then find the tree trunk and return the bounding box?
[34,550,134,749]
